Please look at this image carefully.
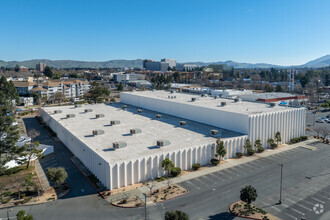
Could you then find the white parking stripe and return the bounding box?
[184,180,200,190]
[295,203,312,211]
[300,200,315,206]
[310,196,325,204]
[315,193,330,200]
[209,173,224,181]
[193,178,209,187]
[289,207,305,216]
[221,170,234,178]
[284,212,298,220]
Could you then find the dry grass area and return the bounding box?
[0,165,43,207]
[230,201,280,220]
[103,182,143,198]
[112,195,144,207]
[148,184,187,203]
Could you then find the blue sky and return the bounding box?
[0,0,329,65]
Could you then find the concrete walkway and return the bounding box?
[106,139,319,204]
[35,159,51,190]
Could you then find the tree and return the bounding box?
[14,64,20,72]
[275,132,282,147]
[0,76,22,174]
[243,139,252,153]
[46,167,68,187]
[23,141,43,169]
[300,74,310,88]
[87,81,110,103]
[215,138,226,163]
[161,158,174,176]
[275,85,283,92]
[254,139,262,150]
[116,82,124,91]
[267,138,276,149]
[146,181,156,195]
[43,66,53,78]
[319,126,330,140]
[16,210,33,220]
[240,185,258,205]
[165,210,189,220]
[264,85,274,92]
[52,91,65,104]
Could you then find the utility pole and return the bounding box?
[7,209,11,220]
[279,163,284,204]
[143,193,147,220]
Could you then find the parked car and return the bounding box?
[316,118,325,123]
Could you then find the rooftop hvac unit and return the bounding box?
[191,97,196,102]
[130,128,142,134]
[110,120,120,125]
[74,104,82,108]
[96,114,105,118]
[137,109,142,113]
[234,98,240,102]
[201,94,205,97]
[221,102,226,107]
[155,114,161,119]
[122,105,127,109]
[210,130,218,136]
[269,103,276,107]
[84,109,93,113]
[54,110,62,114]
[113,141,127,149]
[66,114,75,118]
[179,121,186,126]
[93,129,104,136]
[157,140,170,147]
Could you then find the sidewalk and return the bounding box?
[106,139,319,204]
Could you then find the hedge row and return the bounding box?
[289,136,308,144]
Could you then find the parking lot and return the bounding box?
[305,111,329,137]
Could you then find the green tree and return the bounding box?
[16,210,33,220]
[275,132,282,147]
[215,138,226,163]
[264,85,274,92]
[275,85,283,92]
[300,74,310,88]
[116,82,124,91]
[165,210,189,220]
[87,81,110,103]
[243,138,252,153]
[46,167,68,187]
[253,139,262,150]
[14,64,20,72]
[267,138,277,149]
[43,66,53,78]
[0,77,22,174]
[161,158,174,176]
[240,185,258,205]
[23,141,43,169]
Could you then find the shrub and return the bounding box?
[210,158,220,165]
[270,143,277,149]
[135,202,142,207]
[170,167,181,177]
[192,163,201,170]
[257,147,265,153]
[155,176,166,182]
[300,136,308,141]
[236,152,243,158]
[247,148,255,156]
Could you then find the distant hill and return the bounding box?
[0,59,144,69]
[0,55,329,69]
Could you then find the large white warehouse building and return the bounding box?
[41,90,305,190]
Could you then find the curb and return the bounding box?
[70,157,106,199]
[229,201,264,220]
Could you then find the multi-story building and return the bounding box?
[113,74,140,83]
[36,62,47,72]
[161,58,176,68]
[143,60,169,72]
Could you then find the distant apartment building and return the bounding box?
[161,58,176,68]
[19,66,29,72]
[13,79,90,99]
[36,62,47,72]
[113,74,140,83]
[143,59,169,72]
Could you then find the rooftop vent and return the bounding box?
[122,105,127,109]
[54,110,62,114]
[179,121,186,126]
[234,98,241,102]
[210,130,218,136]
[130,128,142,135]
[221,102,226,107]
[93,129,104,136]
[155,114,161,119]
[191,97,196,102]
[66,114,75,118]
[110,120,120,125]
[95,114,105,118]
[269,103,276,107]
[74,104,82,108]
[201,94,205,97]
[84,109,93,113]
[113,141,127,149]
[157,140,170,147]
[137,109,142,113]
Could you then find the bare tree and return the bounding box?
[319,126,330,140]
[28,128,40,142]
[313,126,323,138]
[166,179,172,190]
[146,181,156,195]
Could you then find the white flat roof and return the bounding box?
[124,90,297,115]
[43,103,243,164]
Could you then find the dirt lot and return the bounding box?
[230,201,280,220]
[148,184,187,203]
[112,196,144,208]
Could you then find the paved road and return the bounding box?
[0,117,329,220]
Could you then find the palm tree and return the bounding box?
[161,158,174,176]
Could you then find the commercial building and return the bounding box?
[143,60,169,72]
[161,58,176,68]
[113,73,142,83]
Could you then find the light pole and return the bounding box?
[279,163,284,204]
[143,193,147,220]
[7,209,11,220]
